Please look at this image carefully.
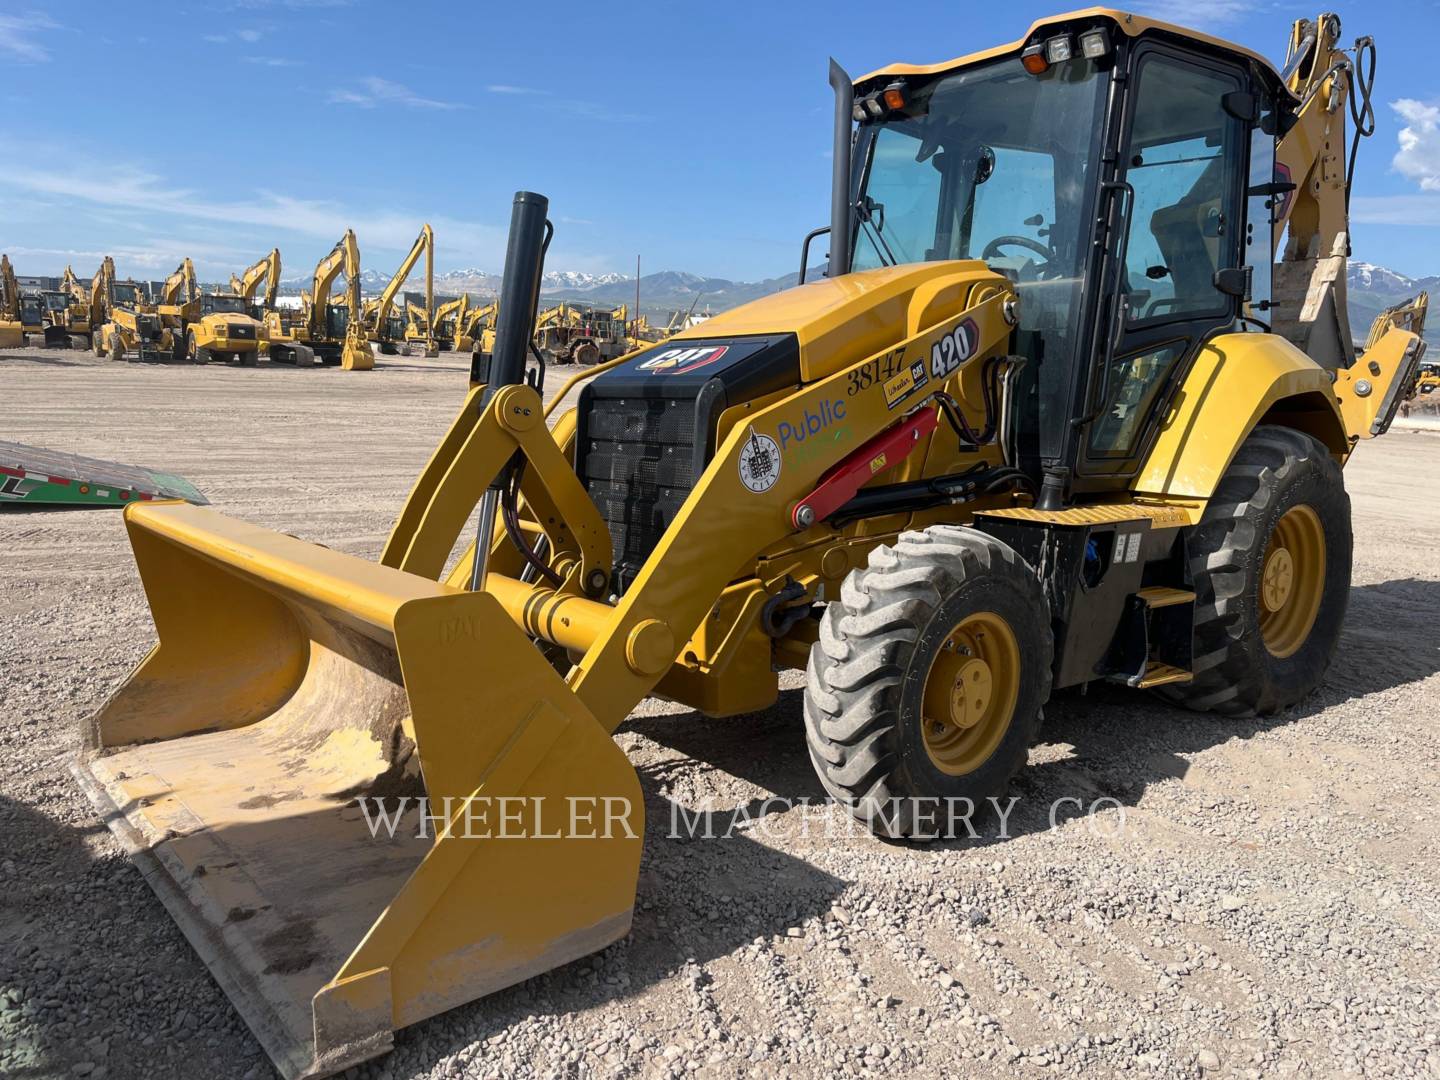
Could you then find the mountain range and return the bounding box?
[274,260,1434,335]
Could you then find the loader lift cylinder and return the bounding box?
[472,191,551,589]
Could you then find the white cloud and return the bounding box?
[203,32,229,43]
[1349,193,1440,227]
[0,12,60,63]
[329,77,467,111]
[244,55,298,66]
[0,140,512,269]
[487,84,546,96]
[1392,98,1440,192]
[237,28,263,42]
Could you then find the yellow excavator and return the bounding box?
[76,11,1425,1079]
[365,224,436,357]
[34,265,93,348]
[266,230,372,369]
[231,248,281,323]
[455,298,497,352]
[1,254,25,348]
[426,294,466,353]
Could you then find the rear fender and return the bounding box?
[1133,333,1348,502]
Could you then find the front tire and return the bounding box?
[804,526,1052,838]
[1163,425,1351,716]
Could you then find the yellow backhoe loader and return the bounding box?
[232,248,281,323]
[1,254,27,348]
[92,258,175,362]
[266,230,372,369]
[76,11,1426,1079]
[366,224,436,357]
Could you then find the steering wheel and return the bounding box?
[981,235,1053,265]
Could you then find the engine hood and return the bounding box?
[670,261,1007,382]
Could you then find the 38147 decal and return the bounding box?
[846,348,905,397]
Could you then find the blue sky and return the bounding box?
[2,0,1438,283]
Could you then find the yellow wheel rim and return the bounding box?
[920,611,1021,776]
[1259,504,1326,659]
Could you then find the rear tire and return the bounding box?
[804,526,1052,838]
[108,333,123,362]
[1162,425,1351,716]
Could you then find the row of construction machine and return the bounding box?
[264,229,373,369]
[75,10,1428,1077]
[365,224,437,357]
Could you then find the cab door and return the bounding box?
[1079,45,1248,479]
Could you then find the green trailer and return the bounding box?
[0,440,206,507]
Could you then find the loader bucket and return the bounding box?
[74,501,642,1079]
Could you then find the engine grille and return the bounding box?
[227,323,256,340]
[579,396,698,593]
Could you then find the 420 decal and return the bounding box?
[930,318,979,380]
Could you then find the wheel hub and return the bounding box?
[1262,546,1294,612]
[920,612,1020,776]
[1258,504,1326,659]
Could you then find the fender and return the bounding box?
[1133,333,1349,501]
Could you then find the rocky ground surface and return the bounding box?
[2,347,1438,1079]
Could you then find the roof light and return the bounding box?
[852,102,867,122]
[1079,29,1111,58]
[1044,35,1074,64]
[863,96,884,118]
[882,84,907,111]
[1021,42,1049,74]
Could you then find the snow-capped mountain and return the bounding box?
[1346,262,1437,339]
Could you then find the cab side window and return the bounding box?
[1121,58,1241,324]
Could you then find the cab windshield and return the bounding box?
[851,55,1110,460]
[112,283,143,307]
[201,294,247,316]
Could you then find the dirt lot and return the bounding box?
[2,347,1439,1080]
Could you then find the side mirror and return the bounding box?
[798,226,831,285]
[1213,265,1252,300]
[1222,90,1258,122]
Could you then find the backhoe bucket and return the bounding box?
[74,501,642,1079]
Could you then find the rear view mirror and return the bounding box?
[1213,266,1252,299]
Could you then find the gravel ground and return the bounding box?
[2,346,1439,1080]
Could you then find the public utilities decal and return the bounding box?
[777,398,846,452]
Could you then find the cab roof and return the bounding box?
[857,7,1284,90]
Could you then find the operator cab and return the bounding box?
[846,12,1288,496]
[111,282,145,309]
[199,293,248,317]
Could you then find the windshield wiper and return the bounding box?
[856,196,899,267]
